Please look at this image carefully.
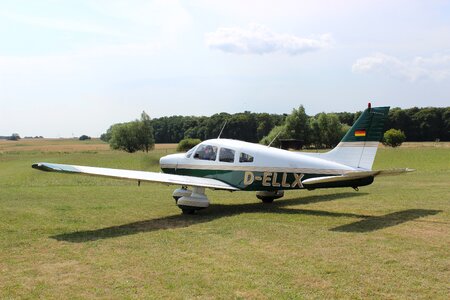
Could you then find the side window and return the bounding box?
[193,144,218,161]
[219,148,235,163]
[239,152,254,163]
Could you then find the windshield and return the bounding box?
[185,146,196,158]
[194,144,218,161]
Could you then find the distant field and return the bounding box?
[0,138,177,152]
[1,138,449,153]
[0,139,449,299]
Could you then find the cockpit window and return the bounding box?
[194,144,218,161]
[239,152,254,163]
[185,147,196,158]
[219,148,235,163]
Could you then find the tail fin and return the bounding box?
[320,104,390,170]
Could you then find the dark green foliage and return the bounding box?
[151,112,283,143]
[102,107,449,146]
[109,111,154,153]
[7,133,21,141]
[309,113,343,148]
[442,107,450,141]
[79,135,91,141]
[335,112,355,126]
[177,138,201,152]
[261,110,345,149]
[383,129,406,147]
[386,107,449,141]
[285,106,311,145]
[139,111,154,152]
[100,127,113,142]
[259,125,290,147]
[110,122,141,153]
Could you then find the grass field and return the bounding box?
[0,139,449,299]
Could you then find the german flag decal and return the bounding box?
[354,129,366,137]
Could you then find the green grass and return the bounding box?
[0,145,449,299]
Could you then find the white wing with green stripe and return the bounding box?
[32,162,239,191]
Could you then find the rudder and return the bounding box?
[320,104,390,170]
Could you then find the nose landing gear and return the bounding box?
[173,186,210,214]
[172,186,192,202]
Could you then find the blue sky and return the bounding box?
[1,0,449,137]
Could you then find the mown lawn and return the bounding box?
[0,142,449,299]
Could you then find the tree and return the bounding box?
[335,112,355,126]
[317,113,342,148]
[79,135,91,141]
[309,113,344,148]
[285,105,311,145]
[413,107,443,141]
[177,138,201,152]
[442,107,450,141]
[138,111,154,152]
[308,117,321,148]
[259,125,289,147]
[382,129,406,147]
[108,111,155,153]
[100,126,114,142]
[110,122,141,153]
[7,133,21,141]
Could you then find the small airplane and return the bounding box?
[33,104,413,214]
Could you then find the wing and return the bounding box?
[302,168,415,186]
[32,162,239,191]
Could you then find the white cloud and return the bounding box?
[352,53,450,81]
[205,24,331,55]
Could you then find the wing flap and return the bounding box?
[32,162,239,191]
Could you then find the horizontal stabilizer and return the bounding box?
[32,162,239,191]
[302,168,414,186]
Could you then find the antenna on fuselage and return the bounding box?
[217,120,227,139]
[267,131,282,147]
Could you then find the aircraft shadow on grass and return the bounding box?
[50,192,442,243]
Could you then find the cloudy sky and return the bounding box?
[1,0,449,137]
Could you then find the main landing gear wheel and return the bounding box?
[256,190,284,203]
[178,205,206,215]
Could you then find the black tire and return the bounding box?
[261,197,275,203]
[181,208,196,214]
[178,205,198,214]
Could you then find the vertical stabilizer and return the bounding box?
[320,105,390,170]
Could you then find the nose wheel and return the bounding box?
[172,186,192,203]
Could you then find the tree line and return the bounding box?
[101,106,450,152]
[150,106,449,143]
[151,112,285,144]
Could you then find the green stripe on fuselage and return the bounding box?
[161,168,363,191]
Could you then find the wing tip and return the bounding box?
[32,162,54,172]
